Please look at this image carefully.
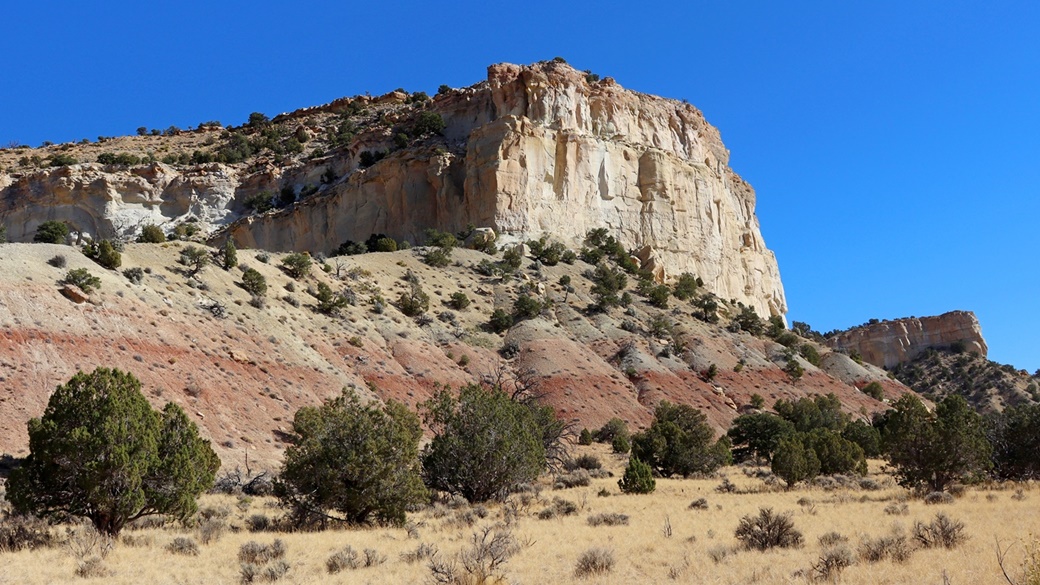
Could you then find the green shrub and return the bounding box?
[82,239,121,269]
[861,381,885,400]
[448,292,470,310]
[7,368,219,535]
[62,268,101,293]
[280,253,312,279]
[488,309,513,333]
[732,305,764,335]
[241,268,267,297]
[589,264,627,311]
[578,428,593,445]
[631,401,731,477]
[137,224,165,243]
[672,273,700,300]
[513,295,543,320]
[122,267,144,284]
[33,221,69,244]
[771,434,820,488]
[423,248,452,267]
[179,246,210,277]
[611,434,630,455]
[398,284,429,317]
[421,384,547,502]
[413,112,445,136]
[47,153,77,167]
[314,283,349,316]
[646,284,670,308]
[617,457,655,494]
[275,390,426,527]
[244,191,274,214]
[594,418,629,444]
[219,240,238,271]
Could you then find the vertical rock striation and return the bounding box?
[826,311,988,369]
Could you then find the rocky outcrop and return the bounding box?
[230,62,786,317]
[0,61,787,318]
[826,311,988,369]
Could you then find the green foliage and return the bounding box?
[244,191,275,214]
[33,221,69,244]
[527,237,568,266]
[137,224,165,243]
[646,284,670,308]
[123,267,144,284]
[61,268,101,293]
[413,111,445,136]
[97,152,142,166]
[314,282,349,316]
[421,384,547,502]
[488,308,513,333]
[672,273,699,300]
[694,294,720,323]
[750,393,765,409]
[617,457,655,494]
[47,153,77,167]
[578,428,593,445]
[803,429,867,475]
[0,224,6,243]
[878,394,992,492]
[594,418,629,444]
[398,283,430,317]
[611,434,631,454]
[241,268,267,297]
[771,434,820,488]
[631,401,732,477]
[82,239,122,269]
[732,305,765,335]
[728,413,795,462]
[784,357,804,380]
[501,249,523,271]
[179,245,210,277]
[275,390,426,526]
[589,263,627,311]
[7,368,218,535]
[247,112,270,127]
[448,292,470,310]
[219,240,238,271]
[987,403,1040,480]
[280,253,312,279]
[513,295,543,320]
[774,393,848,434]
[365,233,398,252]
[799,344,822,366]
[842,419,881,458]
[358,150,385,168]
[861,381,885,400]
[423,247,452,267]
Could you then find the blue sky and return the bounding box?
[3,1,1038,371]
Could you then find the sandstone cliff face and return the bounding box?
[0,61,786,318]
[826,311,988,369]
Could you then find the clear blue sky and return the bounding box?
[3,1,1037,372]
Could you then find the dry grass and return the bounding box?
[1,446,1039,584]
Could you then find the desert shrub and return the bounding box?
[179,245,210,276]
[672,272,700,300]
[239,539,289,583]
[276,390,426,527]
[578,428,593,445]
[75,557,110,578]
[326,546,359,572]
[799,344,822,366]
[448,292,470,310]
[219,239,238,270]
[594,418,629,444]
[618,457,655,494]
[587,513,629,527]
[122,267,144,283]
[611,434,631,454]
[842,419,882,457]
[413,111,445,136]
[6,368,219,536]
[570,454,602,470]
[313,282,349,315]
[421,384,546,502]
[646,284,670,308]
[423,247,452,267]
[400,542,438,564]
[858,533,913,563]
[884,502,909,516]
[166,536,200,556]
[138,224,165,243]
[554,470,590,489]
[861,381,885,400]
[803,428,867,475]
[689,498,709,510]
[246,514,272,532]
[734,508,803,551]
[812,545,854,581]
[33,221,69,244]
[574,547,615,578]
[538,497,578,519]
[0,512,56,552]
[241,268,267,297]
[488,308,513,333]
[238,539,286,564]
[428,526,520,585]
[280,253,311,279]
[398,283,430,317]
[912,512,966,549]
[588,263,627,310]
[923,491,954,505]
[197,517,225,544]
[47,254,67,268]
[513,294,543,320]
[631,401,732,477]
[82,239,121,269]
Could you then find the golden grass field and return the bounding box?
[2,443,1038,585]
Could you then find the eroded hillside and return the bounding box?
[0,240,905,469]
